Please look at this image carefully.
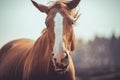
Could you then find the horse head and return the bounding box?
[31,0,80,74]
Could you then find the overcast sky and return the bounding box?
[0,0,120,47]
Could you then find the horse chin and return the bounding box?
[54,67,69,75]
[53,62,69,74]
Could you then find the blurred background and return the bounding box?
[73,35,120,80]
[0,0,120,80]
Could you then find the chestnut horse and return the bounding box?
[0,0,80,80]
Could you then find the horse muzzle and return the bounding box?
[52,52,69,74]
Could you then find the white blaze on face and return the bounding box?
[53,13,67,64]
[52,13,69,70]
[54,13,63,54]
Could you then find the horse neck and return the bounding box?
[31,30,50,62]
[23,29,55,79]
[33,28,54,55]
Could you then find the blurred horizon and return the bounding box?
[73,33,120,80]
[0,0,120,47]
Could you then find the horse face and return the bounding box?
[32,0,80,73]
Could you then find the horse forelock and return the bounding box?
[47,0,80,23]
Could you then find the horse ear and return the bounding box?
[31,0,49,14]
[66,0,81,9]
[70,31,76,51]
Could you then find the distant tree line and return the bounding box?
[73,34,120,78]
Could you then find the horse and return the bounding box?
[0,0,80,80]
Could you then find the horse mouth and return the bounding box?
[53,62,69,74]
